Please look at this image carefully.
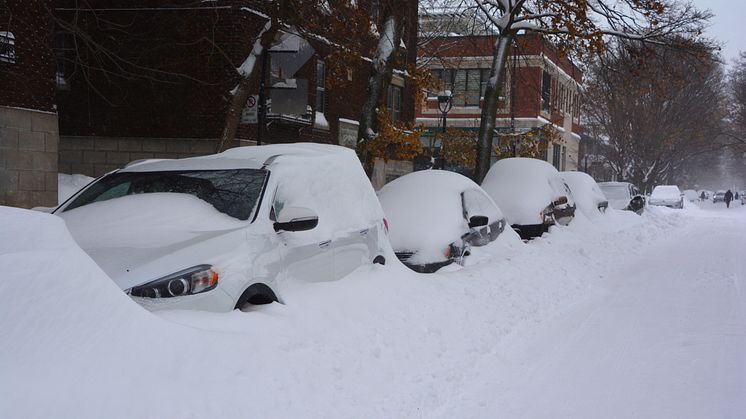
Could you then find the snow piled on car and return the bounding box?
[560,171,608,219]
[481,158,568,226]
[378,170,509,263]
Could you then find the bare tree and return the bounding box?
[583,39,725,191]
[459,0,711,182]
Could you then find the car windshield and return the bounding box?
[599,185,629,200]
[62,169,268,220]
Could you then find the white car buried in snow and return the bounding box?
[560,171,608,218]
[378,170,508,273]
[481,158,576,240]
[648,185,685,209]
[54,143,389,312]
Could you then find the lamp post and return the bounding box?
[437,90,453,133]
[436,90,453,169]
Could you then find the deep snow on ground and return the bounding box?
[1,201,745,418]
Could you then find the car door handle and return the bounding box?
[359,228,369,236]
[318,240,331,249]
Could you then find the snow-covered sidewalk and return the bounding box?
[0,203,743,418]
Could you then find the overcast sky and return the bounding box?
[691,0,745,65]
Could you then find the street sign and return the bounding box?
[241,95,258,124]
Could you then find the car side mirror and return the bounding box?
[274,206,319,232]
[468,215,489,228]
[553,196,568,206]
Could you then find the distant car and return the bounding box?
[598,181,646,215]
[560,171,609,218]
[697,190,711,201]
[55,143,389,312]
[682,189,699,202]
[481,157,576,240]
[713,190,726,203]
[378,170,507,273]
[649,185,684,209]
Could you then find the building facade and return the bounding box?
[53,0,418,179]
[0,0,59,208]
[416,33,583,171]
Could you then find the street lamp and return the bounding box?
[436,90,453,169]
[437,90,453,133]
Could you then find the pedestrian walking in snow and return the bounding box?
[724,189,733,208]
[700,191,706,201]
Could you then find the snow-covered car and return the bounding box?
[54,143,389,312]
[683,189,699,202]
[598,181,645,215]
[378,170,507,273]
[481,157,576,240]
[649,185,684,209]
[712,190,726,203]
[560,171,608,218]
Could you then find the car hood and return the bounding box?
[58,194,249,289]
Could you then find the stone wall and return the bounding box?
[58,136,223,177]
[0,106,59,208]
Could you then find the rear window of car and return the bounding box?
[599,185,629,200]
[61,169,268,220]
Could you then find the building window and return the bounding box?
[552,143,562,169]
[387,84,402,122]
[479,69,491,98]
[431,69,454,95]
[434,68,493,107]
[315,60,326,114]
[540,139,548,161]
[541,70,551,113]
[0,31,16,63]
[54,32,74,89]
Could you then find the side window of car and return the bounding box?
[269,189,285,222]
[95,181,131,202]
[461,189,498,222]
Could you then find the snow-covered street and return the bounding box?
[1,203,745,418]
[447,203,746,418]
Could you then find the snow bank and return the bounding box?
[1,196,694,418]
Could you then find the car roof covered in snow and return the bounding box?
[378,170,503,260]
[122,143,353,172]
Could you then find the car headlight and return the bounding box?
[129,265,219,298]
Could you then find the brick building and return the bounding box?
[53,1,419,181]
[0,0,59,208]
[416,33,583,171]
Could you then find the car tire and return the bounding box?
[235,283,278,309]
[373,255,386,265]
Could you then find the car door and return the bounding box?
[271,187,334,283]
[333,222,380,279]
[461,188,504,245]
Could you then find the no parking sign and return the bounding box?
[241,95,258,124]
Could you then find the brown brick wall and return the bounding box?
[59,136,222,177]
[0,106,59,208]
